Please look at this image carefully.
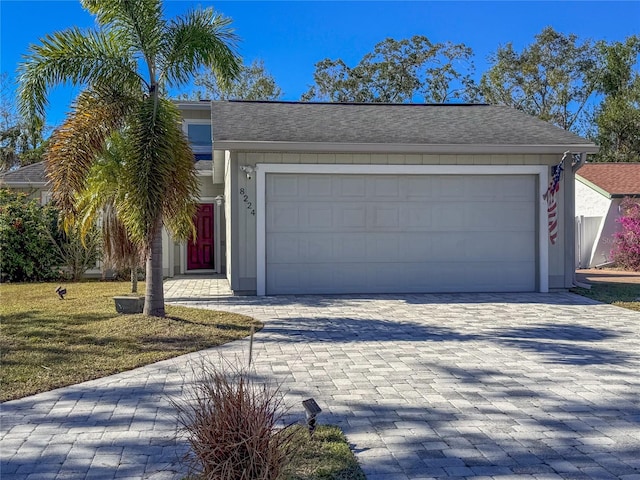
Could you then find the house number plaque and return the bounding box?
[239,188,256,216]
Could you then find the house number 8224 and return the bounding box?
[239,188,255,216]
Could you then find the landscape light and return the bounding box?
[302,398,322,435]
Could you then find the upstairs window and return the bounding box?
[185,121,212,161]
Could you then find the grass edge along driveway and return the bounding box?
[0,281,261,402]
[571,277,640,312]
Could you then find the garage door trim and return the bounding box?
[255,164,549,295]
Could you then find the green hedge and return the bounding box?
[0,189,64,282]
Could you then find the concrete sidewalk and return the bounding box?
[2,292,640,479]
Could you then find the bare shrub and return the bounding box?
[174,360,295,479]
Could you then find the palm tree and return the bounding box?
[76,132,144,293]
[18,0,240,316]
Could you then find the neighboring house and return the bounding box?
[0,162,51,204]
[575,163,640,269]
[0,161,101,276]
[2,101,599,295]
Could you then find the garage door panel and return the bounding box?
[338,176,367,197]
[338,206,367,229]
[432,204,466,229]
[435,176,467,198]
[266,173,536,294]
[408,262,534,292]
[268,233,334,263]
[403,205,433,228]
[267,235,300,262]
[367,234,401,259]
[406,176,436,198]
[370,206,401,229]
[305,205,333,228]
[467,203,533,230]
[373,176,401,196]
[307,175,334,197]
[502,176,536,199]
[460,232,535,261]
[268,263,369,294]
[267,261,534,294]
[268,175,299,197]
[267,205,300,230]
[335,234,370,260]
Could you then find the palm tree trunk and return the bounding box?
[130,259,138,294]
[143,222,165,317]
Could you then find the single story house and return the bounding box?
[0,161,50,203]
[575,163,640,269]
[2,100,599,294]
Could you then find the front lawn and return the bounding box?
[0,281,261,401]
[572,283,640,312]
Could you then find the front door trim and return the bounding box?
[180,197,222,274]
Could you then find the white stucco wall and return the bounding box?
[575,180,610,218]
[574,179,618,268]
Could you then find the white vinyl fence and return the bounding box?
[575,215,603,269]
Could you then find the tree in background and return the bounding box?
[19,0,240,317]
[479,27,599,133]
[302,35,476,103]
[590,36,640,162]
[0,73,45,172]
[184,59,283,101]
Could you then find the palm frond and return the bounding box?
[76,132,144,270]
[18,27,143,120]
[46,88,138,226]
[81,0,164,73]
[160,8,241,89]
[120,97,198,247]
[158,106,199,242]
[101,203,143,271]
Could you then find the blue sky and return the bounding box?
[1,1,639,127]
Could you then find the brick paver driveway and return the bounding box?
[2,292,640,479]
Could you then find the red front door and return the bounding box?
[188,204,215,270]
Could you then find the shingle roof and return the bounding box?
[194,160,212,171]
[576,163,640,197]
[0,162,47,186]
[0,160,213,185]
[210,101,598,153]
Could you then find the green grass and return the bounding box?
[0,281,261,402]
[283,425,366,480]
[572,283,640,312]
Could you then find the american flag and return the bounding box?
[543,153,568,245]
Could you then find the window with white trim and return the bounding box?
[184,120,212,160]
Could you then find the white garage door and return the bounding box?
[266,174,536,294]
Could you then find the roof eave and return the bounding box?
[576,175,613,199]
[610,193,640,198]
[0,181,48,187]
[213,141,599,155]
[174,101,212,111]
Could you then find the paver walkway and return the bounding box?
[2,291,640,479]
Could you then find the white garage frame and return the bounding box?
[255,164,549,295]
